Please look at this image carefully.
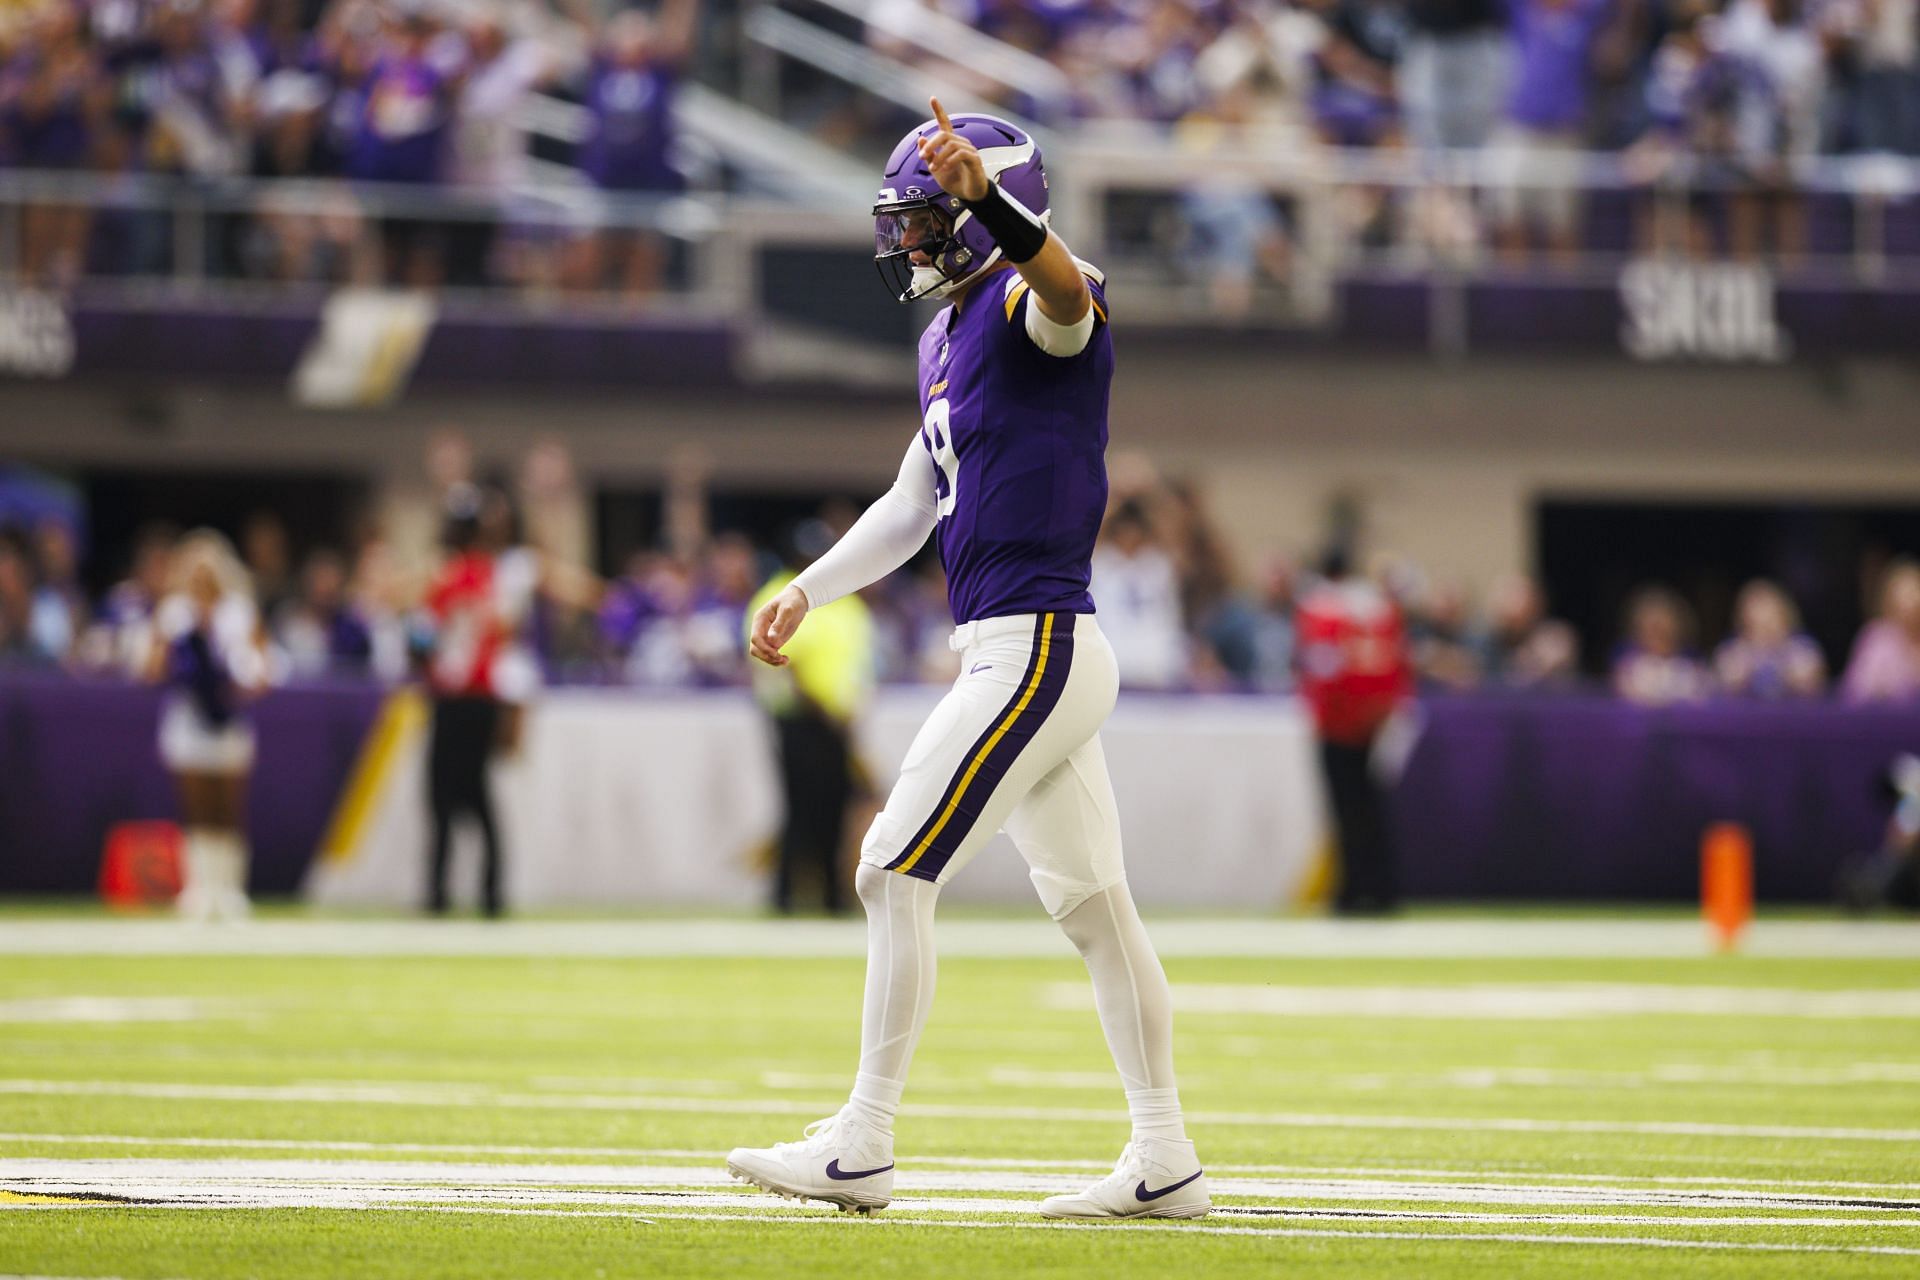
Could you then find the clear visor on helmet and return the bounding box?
[873,202,961,303]
[874,204,953,259]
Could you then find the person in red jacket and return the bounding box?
[421,486,509,916]
[1295,548,1415,914]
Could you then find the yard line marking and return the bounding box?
[4,917,1920,959]
[611,1208,1920,1255]
[11,1133,1920,1195]
[6,1159,1919,1216]
[1052,983,1920,1020]
[5,1174,1920,1228]
[5,1078,1918,1143]
[0,998,216,1024]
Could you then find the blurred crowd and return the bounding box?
[3,456,1917,706]
[6,0,1916,294]
[875,0,1920,275]
[915,0,1920,159]
[0,0,698,290]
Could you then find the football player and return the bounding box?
[727,100,1208,1221]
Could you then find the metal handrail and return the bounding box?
[769,0,1071,110]
[742,5,1047,141]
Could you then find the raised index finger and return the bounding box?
[930,97,954,136]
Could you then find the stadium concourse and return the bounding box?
[1,911,1919,1278]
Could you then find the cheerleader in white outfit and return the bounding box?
[145,531,272,921]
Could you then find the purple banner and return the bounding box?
[4,676,1916,903]
[0,673,384,896]
[1395,694,1920,902]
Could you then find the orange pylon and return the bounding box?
[1702,823,1754,952]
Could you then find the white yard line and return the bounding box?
[4,917,1920,958]
[0,998,217,1024]
[4,1174,1918,1229]
[5,1158,1919,1217]
[576,1208,1920,1256]
[4,1078,1916,1143]
[10,1133,1920,1195]
[1051,983,1920,1020]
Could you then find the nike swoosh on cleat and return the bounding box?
[825,1159,894,1181]
[1134,1170,1204,1202]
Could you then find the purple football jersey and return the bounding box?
[916,265,1112,625]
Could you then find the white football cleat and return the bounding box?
[1039,1140,1210,1220]
[726,1108,895,1214]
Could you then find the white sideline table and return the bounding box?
[307,688,1325,911]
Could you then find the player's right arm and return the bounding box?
[919,97,1090,326]
[748,438,938,667]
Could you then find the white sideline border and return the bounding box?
[3,917,1920,958]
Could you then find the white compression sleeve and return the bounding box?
[844,863,940,1132]
[790,440,938,610]
[1057,882,1184,1121]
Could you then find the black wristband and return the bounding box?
[958,180,1049,264]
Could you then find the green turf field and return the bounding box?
[2,913,1918,1278]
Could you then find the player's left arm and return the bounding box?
[919,97,1090,328]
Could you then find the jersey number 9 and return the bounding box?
[923,398,959,522]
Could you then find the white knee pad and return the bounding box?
[855,862,892,912]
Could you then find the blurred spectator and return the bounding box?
[603,549,705,685]
[1400,0,1510,154]
[1612,584,1711,704]
[1844,0,1917,156]
[1175,86,1299,318]
[240,510,295,620]
[0,522,76,662]
[1409,578,1483,690]
[87,522,177,674]
[0,1,105,286]
[1623,1,1729,256]
[32,518,85,658]
[275,548,375,676]
[1717,0,1826,261]
[1295,545,1414,914]
[1306,0,1407,148]
[1090,499,1187,689]
[1488,0,1615,264]
[349,2,463,284]
[1714,577,1826,697]
[747,517,875,916]
[1475,572,1578,687]
[1247,553,1300,691]
[1304,0,1408,245]
[1162,477,1263,682]
[1841,558,1920,703]
[0,527,55,662]
[685,531,757,684]
[567,0,698,296]
[442,2,581,289]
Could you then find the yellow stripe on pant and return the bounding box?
[891,613,1056,877]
